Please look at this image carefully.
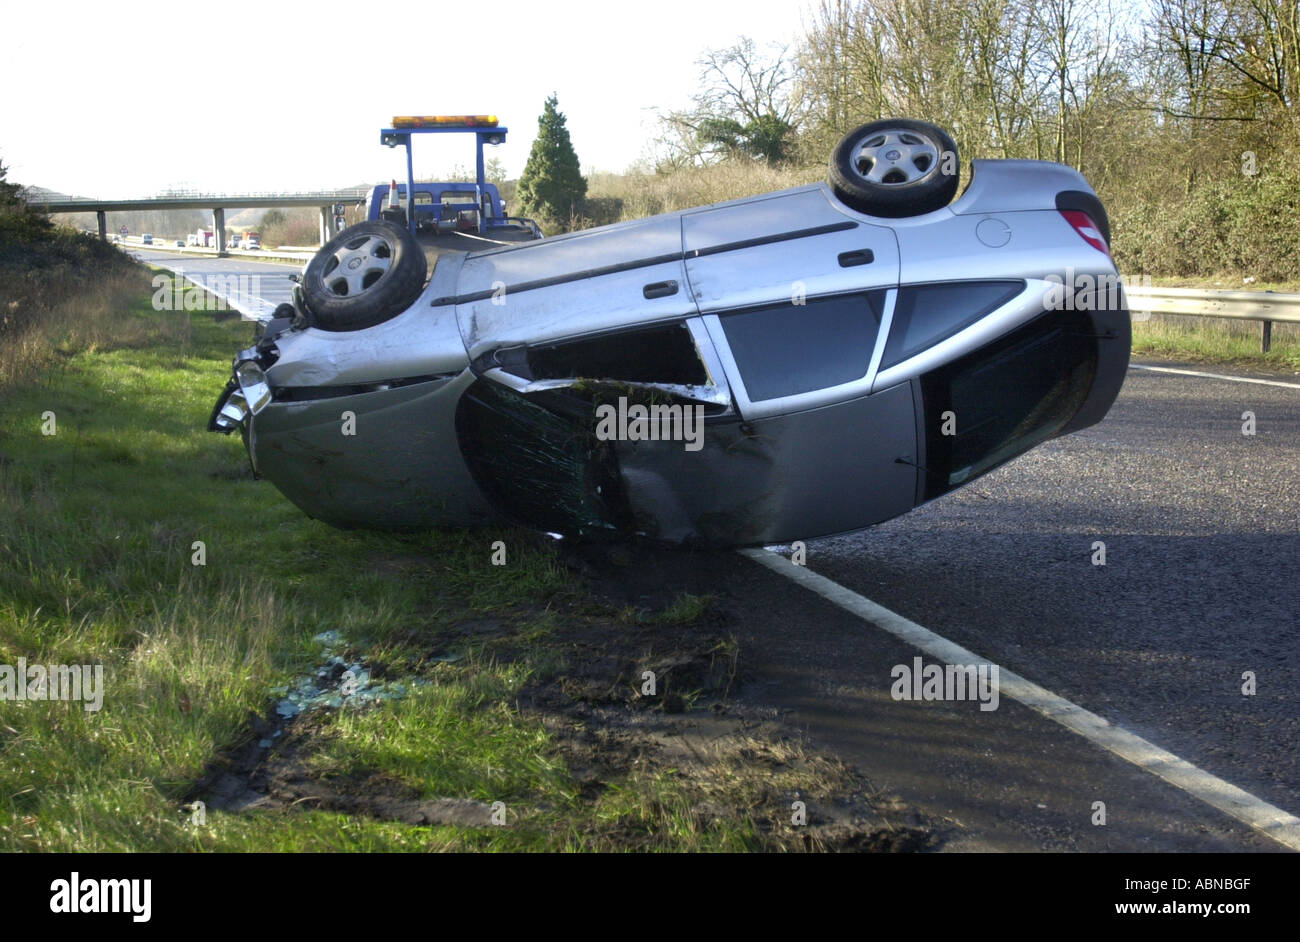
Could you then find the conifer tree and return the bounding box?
[516,94,587,231]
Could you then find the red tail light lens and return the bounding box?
[1061,209,1109,255]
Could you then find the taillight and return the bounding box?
[1061,209,1109,255]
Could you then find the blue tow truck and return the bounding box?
[368,115,542,243]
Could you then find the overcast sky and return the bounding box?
[3,0,811,197]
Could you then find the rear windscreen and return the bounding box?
[881,281,1023,370]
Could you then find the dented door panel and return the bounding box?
[614,382,919,545]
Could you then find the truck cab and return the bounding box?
[365,182,508,233]
[369,116,543,243]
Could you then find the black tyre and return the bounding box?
[829,118,959,218]
[302,220,427,331]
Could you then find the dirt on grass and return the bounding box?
[185,538,941,852]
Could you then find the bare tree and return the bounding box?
[793,0,888,159]
[657,38,798,167]
[965,0,1045,157]
[794,0,1050,163]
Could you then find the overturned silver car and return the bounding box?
[210,119,1130,547]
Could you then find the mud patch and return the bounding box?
[187,710,495,826]
[540,703,939,852]
[186,539,945,851]
[504,542,944,850]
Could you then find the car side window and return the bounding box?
[720,291,885,402]
[879,281,1023,370]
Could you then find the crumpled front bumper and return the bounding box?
[208,346,274,432]
[208,307,297,436]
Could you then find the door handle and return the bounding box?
[643,280,679,299]
[838,250,874,267]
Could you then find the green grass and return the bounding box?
[1148,275,1300,293]
[1131,313,1300,371]
[0,280,796,852]
[656,592,716,625]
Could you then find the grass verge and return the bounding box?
[1131,313,1300,372]
[0,277,881,851]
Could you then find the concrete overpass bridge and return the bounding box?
[29,189,371,254]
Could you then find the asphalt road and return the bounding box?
[759,361,1300,849]
[127,241,459,318]
[129,247,301,319]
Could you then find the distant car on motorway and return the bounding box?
[231,238,242,249]
[210,117,1130,546]
[176,239,185,247]
[245,238,261,250]
[141,233,153,245]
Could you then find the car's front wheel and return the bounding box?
[828,118,959,218]
[301,220,427,331]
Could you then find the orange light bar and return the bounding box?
[391,115,499,128]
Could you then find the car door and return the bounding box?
[681,185,899,314]
[679,187,921,540]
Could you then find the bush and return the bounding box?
[586,160,821,223]
[581,196,624,228]
[0,161,150,388]
[257,209,320,248]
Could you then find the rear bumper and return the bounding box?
[1061,301,1131,436]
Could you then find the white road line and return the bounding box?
[1131,363,1300,389]
[738,546,1300,851]
[142,257,278,322]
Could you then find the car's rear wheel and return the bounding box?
[302,220,427,331]
[829,118,959,218]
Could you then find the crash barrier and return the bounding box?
[1124,285,1300,353]
[126,240,314,264]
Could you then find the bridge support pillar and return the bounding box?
[213,208,226,256]
[96,210,107,242]
[320,206,332,246]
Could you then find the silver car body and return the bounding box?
[223,159,1130,546]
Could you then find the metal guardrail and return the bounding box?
[123,238,313,264]
[1124,285,1300,352]
[24,187,372,204]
